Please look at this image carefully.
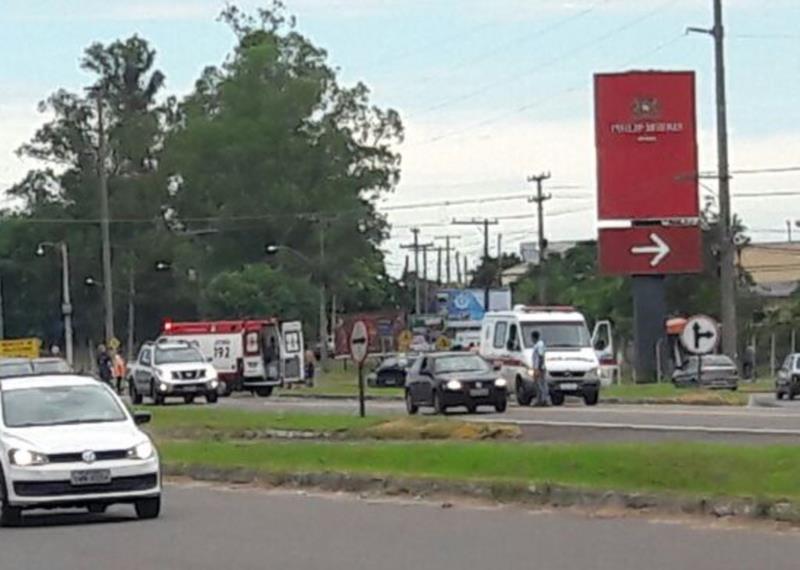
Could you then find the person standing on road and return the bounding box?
[304,347,316,387]
[531,331,550,407]
[112,350,127,395]
[96,344,113,386]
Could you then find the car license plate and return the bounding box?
[70,469,112,486]
[559,383,578,391]
[470,388,490,397]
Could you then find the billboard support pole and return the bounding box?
[632,276,667,383]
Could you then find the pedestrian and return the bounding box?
[304,347,316,387]
[531,330,550,407]
[742,344,756,381]
[96,344,113,386]
[113,349,127,395]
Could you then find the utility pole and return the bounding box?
[0,276,5,340]
[688,0,737,358]
[94,91,115,343]
[421,244,430,313]
[463,255,469,287]
[528,172,552,304]
[318,222,329,371]
[434,235,461,286]
[787,220,793,243]
[453,218,499,311]
[400,228,433,314]
[455,251,462,285]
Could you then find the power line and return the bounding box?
[415,0,678,117]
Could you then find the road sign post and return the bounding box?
[680,315,720,386]
[349,320,369,417]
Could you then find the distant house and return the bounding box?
[739,242,800,298]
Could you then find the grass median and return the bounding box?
[159,439,800,501]
[142,407,520,441]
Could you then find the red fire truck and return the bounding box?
[159,319,305,397]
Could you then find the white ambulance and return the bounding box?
[159,319,304,397]
[479,306,602,406]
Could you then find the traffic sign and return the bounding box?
[397,329,413,352]
[0,338,41,358]
[349,320,369,364]
[435,335,452,351]
[680,315,719,355]
[595,71,699,221]
[598,225,702,275]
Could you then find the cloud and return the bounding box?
[0,102,48,193]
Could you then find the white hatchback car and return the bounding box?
[0,375,160,526]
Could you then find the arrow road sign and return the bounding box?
[598,226,702,276]
[630,233,670,267]
[349,320,369,364]
[680,315,719,355]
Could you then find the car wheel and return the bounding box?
[790,391,796,401]
[405,391,419,415]
[466,403,477,414]
[583,389,599,406]
[433,391,447,415]
[183,395,196,405]
[550,391,565,406]
[516,378,533,406]
[135,496,161,520]
[729,386,738,392]
[494,397,508,413]
[254,387,273,398]
[206,392,219,404]
[777,391,785,400]
[0,471,21,527]
[87,504,107,514]
[151,382,165,406]
[130,379,143,405]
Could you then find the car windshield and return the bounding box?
[521,322,591,349]
[0,362,34,378]
[31,360,72,374]
[434,355,490,374]
[155,347,204,364]
[688,355,734,368]
[2,384,127,428]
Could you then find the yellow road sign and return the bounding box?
[108,337,121,351]
[0,338,41,359]
[435,335,452,351]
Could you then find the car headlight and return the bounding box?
[127,441,155,460]
[208,379,219,389]
[10,449,49,467]
[446,380,462,391]
[527,368,536,378]
[494,378,507,388]
[159,383,169,392]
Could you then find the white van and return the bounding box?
[479,306,601,406]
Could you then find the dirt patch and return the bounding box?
[358,418,521,441]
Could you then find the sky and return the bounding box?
[1,0,799,277]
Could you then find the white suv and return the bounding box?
[0,375,160,526]
[128,341,219,405]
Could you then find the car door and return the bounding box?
[405,358,424,401]
[135,348,153,391]
[777,356,791,386]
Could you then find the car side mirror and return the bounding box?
[493,362,502,371]
[133,411,152,425]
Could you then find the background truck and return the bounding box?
[160,318,304,396]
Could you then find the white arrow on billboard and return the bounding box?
[630,233,670,267]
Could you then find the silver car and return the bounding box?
[672,354,739,390]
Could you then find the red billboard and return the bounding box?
[598,226,702,276]
[595,71,699,221]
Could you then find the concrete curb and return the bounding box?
[163,464,800,525]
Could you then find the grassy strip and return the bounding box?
[602,383,750,406]
[275,367,402,399]
[159,440,800,501]
[143,407,519,441]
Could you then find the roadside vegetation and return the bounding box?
[159,440,800,502]
[143,407,519,441]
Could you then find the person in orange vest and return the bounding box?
[112,349,127,395]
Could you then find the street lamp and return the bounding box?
[265,243,328,370]
[84,274,135,362]
[36,242,73,366]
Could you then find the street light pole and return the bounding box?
[37,242,73,365]
[95,91,115,343]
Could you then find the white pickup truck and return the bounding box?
[127,341,220,405]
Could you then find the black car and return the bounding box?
[367,355,417,388]
[672,354,739,390]
[405,352,507,414]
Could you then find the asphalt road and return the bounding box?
[219,394,800,444]
[2,484,799,570]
